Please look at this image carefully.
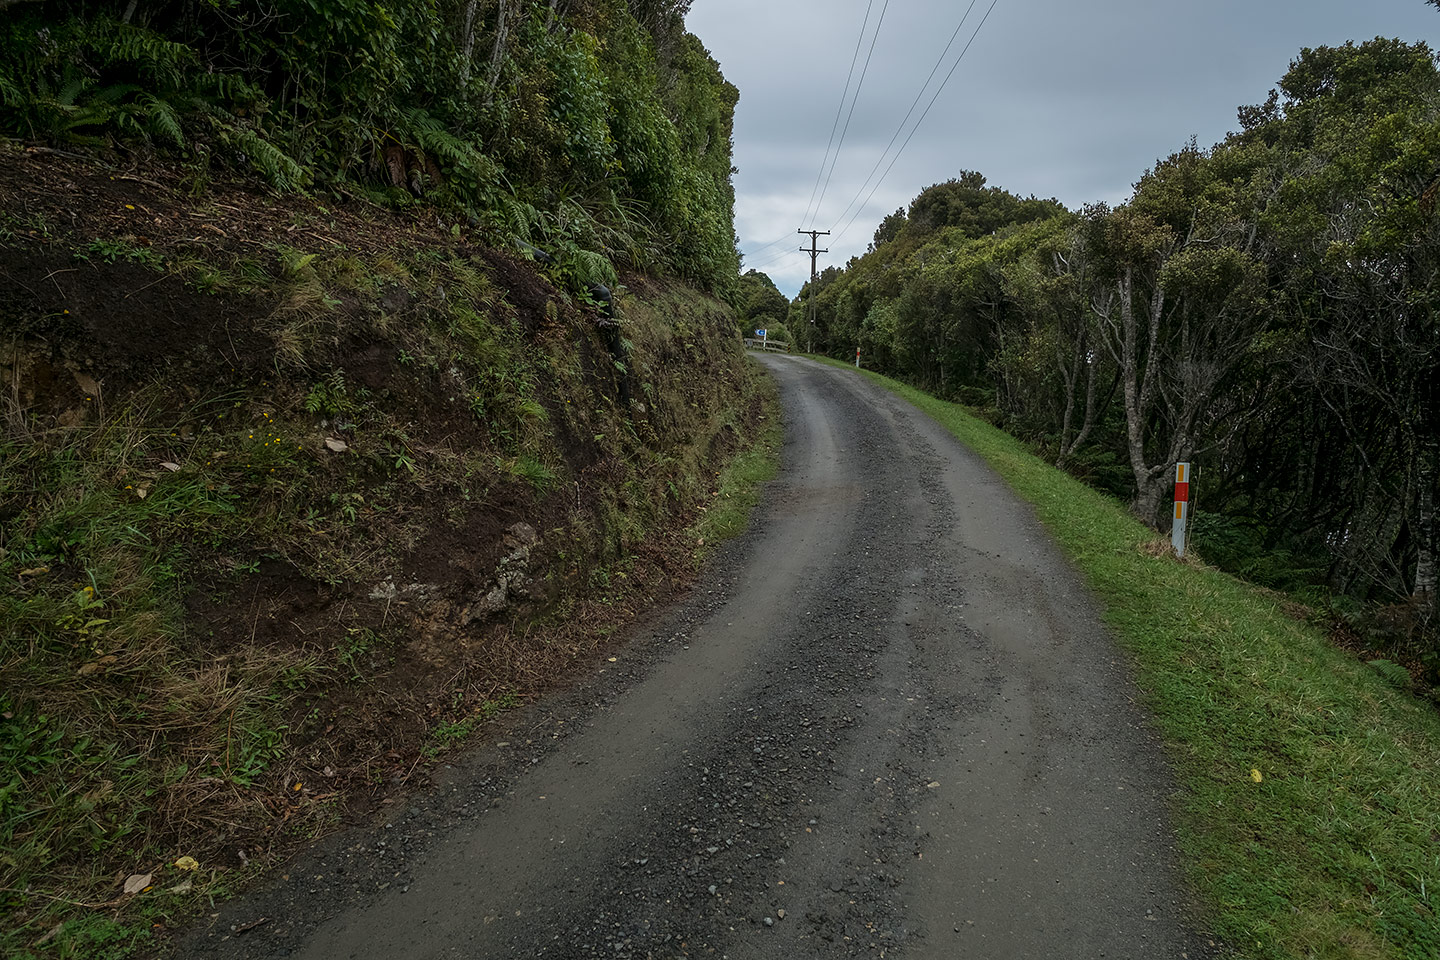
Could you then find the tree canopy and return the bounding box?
[803,38,1440,641]
[0,0,740,292]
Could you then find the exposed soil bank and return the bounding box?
[0,146,764,956]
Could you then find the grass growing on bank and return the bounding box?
[0,218,763,955]
[821,358,1440,960]
[689,370,782,558]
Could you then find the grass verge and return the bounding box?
[689,367,782,558]
[816,357,1440,960]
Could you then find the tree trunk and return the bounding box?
[1416,437,1438,611]
[458,0,481,88]
[1062,349,1101,460]
[1115,266,1158,521]
[483,0,511,107]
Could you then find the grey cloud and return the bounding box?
[692,0,1437,295]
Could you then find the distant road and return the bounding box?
[183,355,1212,959]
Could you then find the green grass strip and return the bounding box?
[691,368,782,557]
[814,357,1440,960]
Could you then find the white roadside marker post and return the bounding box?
[855,346,860,368]
[1172,462,1191,558]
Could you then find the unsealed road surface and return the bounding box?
[185,356,1212,959]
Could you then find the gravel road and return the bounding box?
[180,355,1214,960]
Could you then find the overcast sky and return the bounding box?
[686,0,1438,296]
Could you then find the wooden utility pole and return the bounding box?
[798,229,829,354]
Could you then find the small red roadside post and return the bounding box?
[1172,462,1191,558]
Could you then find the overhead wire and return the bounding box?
[745,246,804,273]
[807,0,892,230]
[742,233,798,260]
[818,0,984,237]
[832,0,1001,244]
[798,0,878,231]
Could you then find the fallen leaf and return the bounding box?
[36,922,65,945]
[1250,768,1263,783]
[160,462,181,472]
[168,878,194,895]
[78,657,117,676]
[607,657,618,663]
[135,485,150,500]
[18,566,50,577]
[926,781,941,789]
[174,856,199,871]
[324,438,349,453]
[124,873,152,895]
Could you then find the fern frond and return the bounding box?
[569,249,618,289]
[112,106,147,143]
[213,118,308,191]
[92,83,141,105]
[142,93,184,146]
[56,77,87,108]
[99,24,196,91]
[0,74,23,109]
[400,106,499,196]
[1367,659,1412,690]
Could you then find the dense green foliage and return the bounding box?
[801,41,1440,658]
[733,268,789,335]
[0,0,739,291]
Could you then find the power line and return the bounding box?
[743,233,800,260]
[745,246,804,273]
[808,0,892,230]
[798,0,877,230]
[833,0,1002,244]
[745,239,804,269]
[744,233,805,264]
[821,0,983,235]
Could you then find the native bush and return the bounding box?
[0,0,739,291]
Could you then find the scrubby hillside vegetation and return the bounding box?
[799,38,1440,670]
[0,2,764,956]
[0,0,738,292]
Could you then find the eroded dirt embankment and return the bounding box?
[0,146,764,955]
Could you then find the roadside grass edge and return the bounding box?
[688,363,782,559]
[812,356,1440,960]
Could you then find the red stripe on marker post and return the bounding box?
[1171,462,1191,558]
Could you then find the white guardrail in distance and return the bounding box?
[743,338,791,352]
